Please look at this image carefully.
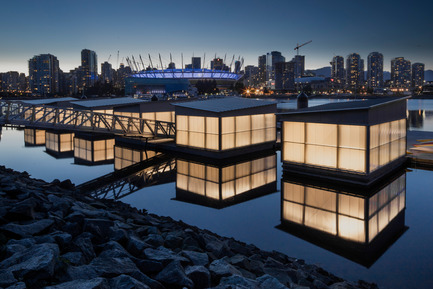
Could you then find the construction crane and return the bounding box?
[294,40,312,55]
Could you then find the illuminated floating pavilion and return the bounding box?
[277,170,408,268]
[45,130,74,158]
[173,98,277,158]
[280,97,408,185]
[24,128,46,146]
[73,133,115,166]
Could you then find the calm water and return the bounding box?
[1,99,433,289]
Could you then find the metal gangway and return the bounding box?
[0,100,175,138]
[76,153,176,200]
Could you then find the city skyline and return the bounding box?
[1,0,432,74]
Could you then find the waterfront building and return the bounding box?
[367,52,384,89]
[292,55,305,78]
[101,61,113,83]
[74,133,114,165]
[280,98,407,185]
[346,53,362,90]
[175,151,277,208]
[24,128,45,146]
[173,98,276,158]
[192,57,201,69]
[391,57,411,90]
[114,145,161,170]
[81,49,98,90]
[330,56,345,87]
[258,55,266,85]
[278,170,407,267]
[28,54,60,96]
[0,71,20,93]
[45,131,74,158]
[275,61,295,91]
[412,62,425,91]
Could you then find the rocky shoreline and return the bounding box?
[0,165,379,289]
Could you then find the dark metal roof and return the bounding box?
[279,97,410,115]
[172,97,276,113]
[70,97,147,108]
[17,97,77,105]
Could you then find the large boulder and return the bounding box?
[0,219,54,238]
[155,261,193,288]
[44,277,110,289]
[109,274,150,289]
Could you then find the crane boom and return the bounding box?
[294,40,312,55]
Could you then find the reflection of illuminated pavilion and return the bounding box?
[280,98,408,185]
[24,128,45,146]
[175,151,277,208]
[277,171,408,267]
[114,143,162,170]
[45,130,74,158]
[74,133,114,165]
[173,98,276,158]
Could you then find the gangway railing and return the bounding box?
[0,100,175,138]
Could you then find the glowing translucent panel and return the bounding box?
[399,119,406,138]
[206,117,219,134]
[283,183,305,203]
[306,123,337,146]
[251,114,265,130]
[189,116,204,133]
[370,124,380,148]
[338,148,366,172]
[189,177,205,195]
[206,134,219,150]
[156,112,172,122]
[284,122,305,143]
[305,207,337,234]
[206,182,219,199]
[339,125,366,149]
[390,120,400,141]
[390,140,400,161]
[251,130,265,144]
[206,166,219,182]
[222,181,235,199]
[265,128,276,142]
[379,123,390,145]
[305,145,337,168]
[222,134,235,150]
[236,176,251,194]
[221,117,235,134]
[236,116,251,132]
[368,215,379,242]
[176,115,188,131]
[177,160,189,175]
[222,166,235,182]
[339,194,365,219]
[338,216,365,242]
[236,131,250,147]
[176,131,188,146]
[379,144,390,166]
[236,162,251,178]
[251,171,266,189]
[283,142,305,163]
[265,114,276,128]
[283,202,304,224]
[369,147,380,172]
[189,132,204,148]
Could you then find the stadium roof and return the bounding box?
[172,97,275,113]
[130,68,242,81]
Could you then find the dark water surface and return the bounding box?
[1,99,433,289]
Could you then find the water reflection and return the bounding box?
[74,133,114,165]
[408,110,424,129]
[175,151,277,208]
[78,145,175,199]
[278,171,408,267]
[45,131,74,158]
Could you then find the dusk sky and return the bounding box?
[1,0,432,74]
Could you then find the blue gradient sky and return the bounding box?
[1,0,432,74]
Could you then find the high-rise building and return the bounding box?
[359,59,365,84]
[167,62,176,69]
[412,63,425,90]
[275,61,295,91]
[114,63,132,89]
[211,57,224,70]
[81,49,98,89]
[244,65,259,87]
[234,60,241,74]
[258,55,266,84]
[367,52,384,89]
[266,51,285,82]
[101,61,113,83]
[330,56,345,86]
[192,57,201,69]
[292,55,305,78]
[28,54,60,96]
[346,53,362,89]
[391,57,411,89]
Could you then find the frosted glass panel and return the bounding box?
[284,122,305,143]
[222,117,235,134]
[236,131,250,147]
[251,114,265,130]
[305,188,336,211]
[338,148,366,172]
[189,132,204,148]
[189,116,204,133]
[283,142,305,163]
[305,145,337,168]
[189,163,205,179]
[176,131,188,146]
[265,114,276,128]
[339,125,366,149]
[222,134,235,150]
[306,123,337,146]
[305,207,337,234]
[339,194,364,219]
[206,134,219,150]
[236,116,251,132]
[379,123,390,145]
[283,202,304,224]
[206,117,219,134]
[283,183,304,203]
[370,124,380,148]
[251,130,265,144]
